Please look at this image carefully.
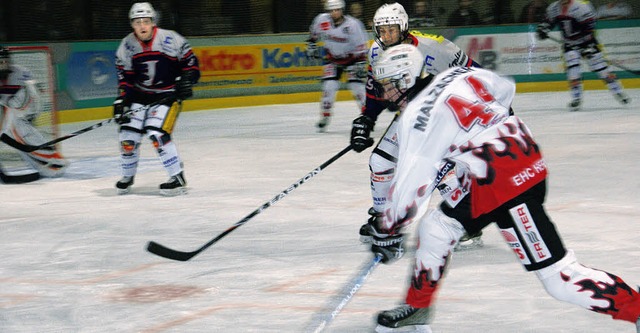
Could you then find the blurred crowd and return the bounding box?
[0,0,636,42]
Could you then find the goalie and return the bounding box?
[0,46,67,181]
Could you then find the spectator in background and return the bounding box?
[447,0,481,27]
[348,1,365,22]
[519,0,548,23]
[484,0,515,24]
[596,0,633,20]
[408,0,437,28]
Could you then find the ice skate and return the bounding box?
[454,230,484,251]
[316,115,331,133]
[359,207,383,243]
[116,176,134,195]
[159,172,187,196]
[375,304,434,333]
[568,98,581,112]
[615,92,630,105]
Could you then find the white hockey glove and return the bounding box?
[306,40,319,60]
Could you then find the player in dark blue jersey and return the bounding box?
[113,2,200,196]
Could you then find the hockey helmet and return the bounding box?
[373,44,425,108]
[325,0,346,11]
[129,2,157,21]
[373,3,409,49]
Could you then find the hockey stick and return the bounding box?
[0,96,176,152]
[304,160,455,332]
[546,35,640,75]
[146,143,365,261]
[305,254,383,333]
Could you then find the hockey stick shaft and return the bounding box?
[146,143,361,261]
[0,96,176,152]
[305,254,382,333]
[546,35,640,75]
[305,160,455,332]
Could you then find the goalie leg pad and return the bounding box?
[406,208,464,308]
[537,250,640,322]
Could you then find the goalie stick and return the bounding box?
[0,96,177,152]
[146,142,370,261]
[546,35,640,75]
[304,160,455,332]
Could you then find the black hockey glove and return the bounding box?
[350,115,375,153]
[370,230,405,264]
[306,40,319,60]
[175,75,193,100]
[536,23,550,40]
[113,97,131,125]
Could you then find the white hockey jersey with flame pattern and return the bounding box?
[382,67,547,233]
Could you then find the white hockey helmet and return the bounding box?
[325,0,346,11]
[373,44,425,106]
[373,3,409,49]
[129,2,157,21]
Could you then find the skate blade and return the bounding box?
[117,187,132,195]
[454,238,484,252]
[375,324,433,333]
[159,187,187,197]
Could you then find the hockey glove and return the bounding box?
[536,23,550,40]
[175,75,193,100]
[371,230,405,264]
[306,40,319,60]
[350,115,375,153]
[113,97,131,125]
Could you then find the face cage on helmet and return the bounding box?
[378,75,412,110]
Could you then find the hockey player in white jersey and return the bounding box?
[350,2,483,249]
[0,46,67,179]
[306,0,368,132]
[536,0,630,111]
[114,2,200,196]
[366,44,640,332]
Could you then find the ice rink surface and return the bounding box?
[1,88,639,333]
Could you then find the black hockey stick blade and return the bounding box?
[0,164,40,184]
[146,144,355,261]
[0,96,177,152]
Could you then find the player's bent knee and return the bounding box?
[149,132,172,149]
[414,208,464,281]
[120,140,138,155]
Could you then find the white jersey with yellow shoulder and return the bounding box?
[367,31,473,76]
